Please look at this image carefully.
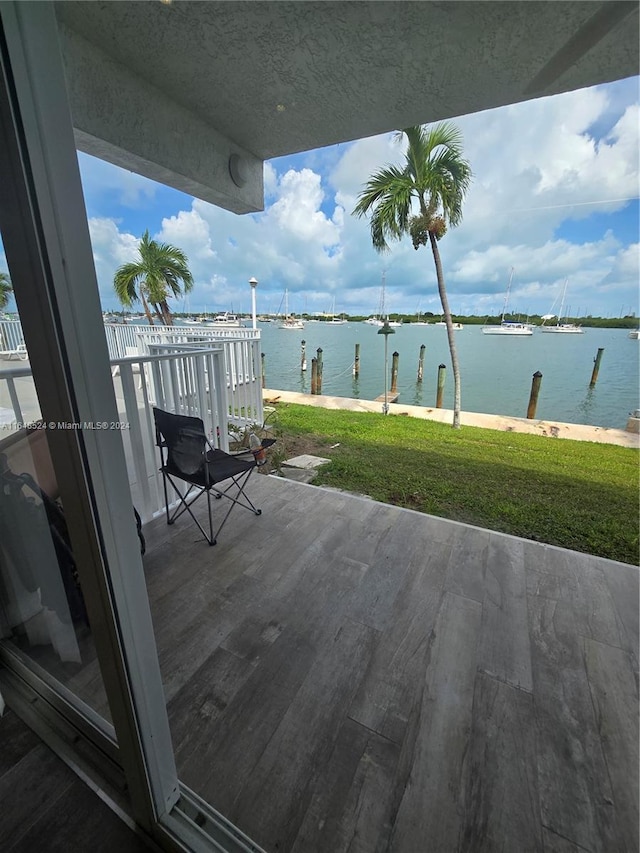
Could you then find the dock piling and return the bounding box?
[526,370,543,419]
[436,364,446,408]
[417,344,425,382]
[316,348,323,394]
[311,358,318,394]
[353,343,360,378]
[589,347,604,387]
[390,351,399,395]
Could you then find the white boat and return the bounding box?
[434,318,463,330]
[482,321,532,336]
[205,312,244,327]
[364,271,392,326]
[628,329,640,339]
[540,279,583,334]
[541,323,584,334]
[482,268,533,336]
[326,298,347,324]
[279,290,305,330]
[280,316,305,330]
[181,298,200,324]
[412,309,431,326]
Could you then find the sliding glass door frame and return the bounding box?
[0,9,268,850]
[0,0,179,838]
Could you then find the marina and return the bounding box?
[255,321,639,431]
[1,317,637,431]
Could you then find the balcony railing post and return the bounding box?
[119,361,153,521]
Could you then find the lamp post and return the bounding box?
[377,317,395,414]
[249,277,258,330]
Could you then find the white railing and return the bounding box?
[129,328,263,428]
[105,323,263,427]
[0,319,26,358]
[2,318,264,433]
[143,340,262,427]
[104,321,260,359]
[0,348,244,524]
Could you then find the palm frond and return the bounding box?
[353,165,416,251]
[0,273,12,311]
[113,231,194,312]
[113,262,145,306]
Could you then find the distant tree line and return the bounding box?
[289,312,638,330]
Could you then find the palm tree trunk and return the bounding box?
[160,299,173,326]
[140,291,154,326]
[151,302,164,324]
[429,231,461,428]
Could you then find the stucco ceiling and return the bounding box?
[56,0,639,160]
[51,1,639,212]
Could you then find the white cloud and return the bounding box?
[80,78,639,318]
[87,218,140,302]
[159,209,217,262]
[267,168,340,246]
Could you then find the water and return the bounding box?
[254,322,639,430]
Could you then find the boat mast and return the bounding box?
[558,278,568,326]
[501,267,515,323]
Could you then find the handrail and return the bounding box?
[0,347,247,523]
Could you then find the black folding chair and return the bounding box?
[153,407,274,545]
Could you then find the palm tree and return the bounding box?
[114,230,194,326]
[353,123,471,428]
[0,271,13,311]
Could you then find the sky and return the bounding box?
[2,76,639,320]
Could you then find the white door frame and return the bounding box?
[0,9,268,850]
[0,0,178,833]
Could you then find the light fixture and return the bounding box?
[228,153,248,188]
[249,277,258,330]
[378,318,395,415]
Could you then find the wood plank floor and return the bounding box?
[137,473,639,853]
[0,709,151,852]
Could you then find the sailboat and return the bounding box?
[413,304,431,326]
[540,279,584,334]
[482,268,533,336]
[182,296,200,324]
[279,289,305,330]
[364,272,387,326]
[327,297,347,324]
[434,315,463,330]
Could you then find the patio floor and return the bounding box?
[138,472,639,853]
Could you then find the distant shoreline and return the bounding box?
[99,314,639,332]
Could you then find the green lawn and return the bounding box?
[268,403,639,565]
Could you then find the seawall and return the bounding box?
[263,389,639,449]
